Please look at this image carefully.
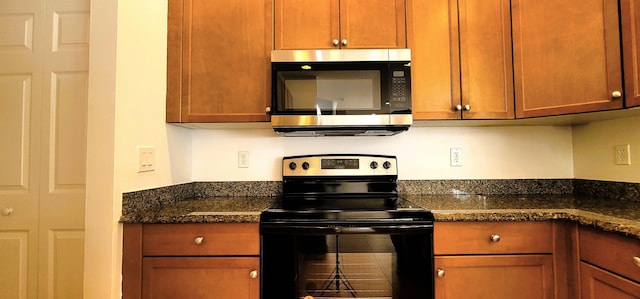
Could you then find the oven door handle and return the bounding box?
[261,224,433,234]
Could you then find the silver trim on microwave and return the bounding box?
[271,49,411,63]
[271,114,412,127]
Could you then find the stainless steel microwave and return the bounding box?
[270,49,412,137]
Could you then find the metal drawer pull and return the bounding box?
[490,234,501,242]
[250,270,258,279]
[333,39,340,46]
[436,269,445,277]
[2,207,13,216]
[194,236,204,245]
[633,256,640,268]
[612,90,622,99]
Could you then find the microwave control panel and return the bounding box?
[389,67,411,111]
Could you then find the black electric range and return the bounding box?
[260,154,435,299]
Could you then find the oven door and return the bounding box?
[261,222,434,299]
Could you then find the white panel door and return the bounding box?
[0,0,88,298]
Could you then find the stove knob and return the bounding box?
[288,162,297,170]
[383,161,392,169]
[302,162,310,170]
[370,161,378,169]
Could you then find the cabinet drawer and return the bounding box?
[580,227,640,283]
[142,223,259,256]
[434,221,553,255]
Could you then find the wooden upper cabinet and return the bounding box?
[458,0,514,119]
[166,0,272,123]
[274,0,406,50]
[512,0,624,118]
[407,0,513,120]
[621,0,640,107]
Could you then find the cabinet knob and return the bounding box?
[194,236,204,245]
[265,106,271,113]
[436,269,445,277]
[633,256,640,268]
[612,91,622,99]
[341,39,348,46]
[2,207,13,216]
[464,104,471,111]
[455,105,462,111]
[250,270,258,279]
[333,39,340,46]
[490,234,501,242]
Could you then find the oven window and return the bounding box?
[262,232,433,299]
[277,70,382,113]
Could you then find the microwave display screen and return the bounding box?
[278,70,382,112]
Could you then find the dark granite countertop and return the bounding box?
[120,194,640,239]
[404,194,640,239]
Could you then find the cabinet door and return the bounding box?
[459,0,514,119]
[142,257,260,299]
[621,0,640,107]
[274,0,339,50]
[512,0,623,118]
[339,0,406,49]
[275,0,405,50]
[408,0,512,120]
[407,0,461,119]
[434,255,554,299]
[166,0,272,122]
[580,262,640,299]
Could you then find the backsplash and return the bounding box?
[573,179,640,202]
[121,179,640,216]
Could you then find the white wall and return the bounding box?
[573,115,640,183]
[85,0,192,298]
[192,125,574,181]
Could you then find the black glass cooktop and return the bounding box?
[262,196,434,223]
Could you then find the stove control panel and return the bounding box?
[283,154,397,176]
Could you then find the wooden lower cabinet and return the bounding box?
[579,227,640,299]
[122,223,260,299]
[435,255,554,299]
[580,262,640,299]
[142,257,259,299]
[434,221,557,299]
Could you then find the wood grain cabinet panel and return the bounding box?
[434,221,553,255]
[122,223,260,299]
[142,257,259,299]
[433,222,556,299]
[621,0,640,107]
[579,227,640,299]
[512,0,623,117]
[434,255,554,299]
[166,0,272,123]
[274,0,406,50]
[407,0,513,120]
[580,262,640,299]
[142,223,259,256]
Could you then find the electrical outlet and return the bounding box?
[238,151,249,168]
[615,144,631,165]
[137,146,155,172]
[450,148,463,167]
